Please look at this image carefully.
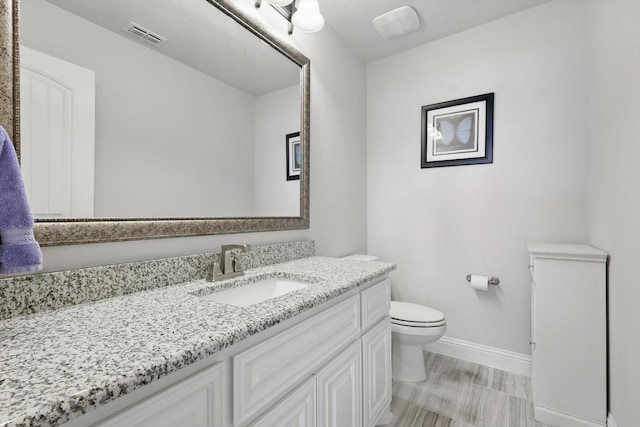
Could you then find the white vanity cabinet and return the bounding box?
[527,243,607,427]
[86,277,391,427]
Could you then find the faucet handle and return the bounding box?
[220,244,251,275]
[206,261,223,281]
[212,261,222,275]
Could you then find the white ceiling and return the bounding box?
[39,0,552,94]
[45,0,300,96]
[319,0,552,62]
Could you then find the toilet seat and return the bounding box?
[392,318,446,327]
[390,301,445,328]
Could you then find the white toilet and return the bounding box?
[342,254,446,382]
[390,301,445,381]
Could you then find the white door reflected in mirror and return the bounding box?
[20,45,95,218]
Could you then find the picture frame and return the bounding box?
[421,93,494,168]
[286,132,301,181]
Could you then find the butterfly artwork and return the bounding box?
[433,112,477,154]
[420,93,494,168]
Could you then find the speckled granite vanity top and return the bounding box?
[0,256,395,427]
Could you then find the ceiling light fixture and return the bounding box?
[291,0,325,33]
[372,5,420,39]
[255,0,324,35]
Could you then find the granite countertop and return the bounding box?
[0,256,395,427]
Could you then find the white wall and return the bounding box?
[585,1,640,425]
[36,0,368,271]
[367,0,589,355]
[21,0,256,217]
[254,84,300,216]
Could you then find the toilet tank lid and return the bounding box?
[341,254,378,261]
[391,301,445,323]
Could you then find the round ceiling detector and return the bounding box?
[372,5,420,39]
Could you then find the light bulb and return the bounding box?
[266,0,294,6]
[292,0,325,33]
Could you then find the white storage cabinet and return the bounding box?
[528,243,607,427]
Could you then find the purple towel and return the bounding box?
[0,125,43,275]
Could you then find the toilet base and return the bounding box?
[392,341,427,382]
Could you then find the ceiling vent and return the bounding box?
[373,6,420,39]
[121,22,167,46]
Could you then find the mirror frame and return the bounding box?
[0,0,310,246]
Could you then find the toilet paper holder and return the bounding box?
[466,274,500,286]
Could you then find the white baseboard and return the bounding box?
[535,405,606,427]
[375,411,393,426]
[607,413,617,427]
[424,336,532,376]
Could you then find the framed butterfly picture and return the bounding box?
[421,93,494,168]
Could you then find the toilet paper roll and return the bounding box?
[469,274,489,292]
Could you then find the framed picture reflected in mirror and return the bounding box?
[286,132,301,181]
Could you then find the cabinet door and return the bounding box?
[362,318,392,427]
[251,377,316,427]
[97,363,223,427]
[533,257,607,424]
[234,296,360,426]
[317,341,362,427]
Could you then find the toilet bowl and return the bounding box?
[341,254,446,382]
[391,301,445,382]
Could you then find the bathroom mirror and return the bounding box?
[0,0,310,246]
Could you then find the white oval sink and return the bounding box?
[200,278,311,307]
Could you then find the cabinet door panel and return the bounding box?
[97,364,223,427]
[362,318,392,427]
[317,341,362,427]
[534,258,606,424]
[251,377,316,427]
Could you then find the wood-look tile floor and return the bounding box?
[389,352,552,427]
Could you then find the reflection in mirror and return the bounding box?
[20,0,301,218]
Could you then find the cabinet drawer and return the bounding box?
[97,363,223,427]
[234,295,360,426]
[360,279,390,330]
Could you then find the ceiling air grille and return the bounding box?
[121,22,167,46]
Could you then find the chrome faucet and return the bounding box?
[207,244,251,281]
